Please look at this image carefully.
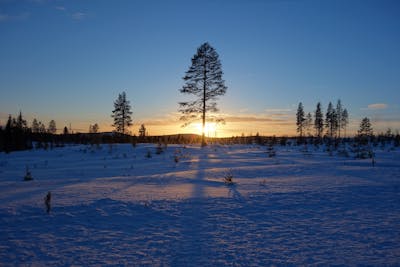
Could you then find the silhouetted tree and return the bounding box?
[358,117,373,137]
[63,126,69,135]
[336,99,346,138]
[111,91,133,134]
[305,112,313,137]
[296,102,306,138]
[16,111,27,129]
[2,113,31,152]
[314,102,324,138]
[38,121,46,133]
[32,118,39,133]
[325,102,337,138]
[48,120,57,134]
[179,42,227,146]
[89,123,99,133]
[341,108,349,137]
[139,124,146,137]
[355,117,374,157]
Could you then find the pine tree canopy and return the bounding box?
[296,102,306,137]
[112,91,133,134]
[358,117,373,136]
[314,102,324,138]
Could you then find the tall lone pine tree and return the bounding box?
[179,42,227,146]
[111,91,133,134]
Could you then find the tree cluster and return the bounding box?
[0,112,32,152]
[296,99,349,140]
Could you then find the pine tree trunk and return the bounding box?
[202,59,207,147]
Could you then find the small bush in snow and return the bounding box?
[24,166,33,181]
[224,169,234,185]
[146,149,152,158]
[267,143,276,157]
[156,143,164,154]
[354,144,374,159]
[174,155,180,164]
[259,179,267,187]
[44,191,51,214]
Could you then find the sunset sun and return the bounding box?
[195,122,217,136]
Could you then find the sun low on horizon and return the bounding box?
[194,122,217,137]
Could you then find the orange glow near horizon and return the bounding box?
[24,119,298,137]
[3,112,391,138]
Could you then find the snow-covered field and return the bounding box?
[1,143,399,266]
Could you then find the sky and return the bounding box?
[1,0,399,137]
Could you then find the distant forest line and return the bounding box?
[1,111,399,154]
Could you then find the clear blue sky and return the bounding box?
[1,0,399,136]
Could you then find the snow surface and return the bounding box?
[0,143,399,266]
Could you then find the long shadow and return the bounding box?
[0,198,179,265]
[170,147,213,266]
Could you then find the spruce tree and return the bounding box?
[356,117,374,155]
[32,119,39,133]
[63,126,69,135]
[89,123,99,133]
[341,108,349,137]
[139,124,146,137]
[358,117,373,137]
[38,122,46,133]
[325,102,337,138]
[314,102,324,138]
[336,99,343,138]
[296,102,306,138]
[179,42,227,146]
[111,91,133,134]
[16,111,27,129]
[48,120,57,134]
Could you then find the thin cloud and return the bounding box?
[367,103,388,110]
[28,0,48,3]
[139,119,178,126]
[0,14,8,22]
[71,12,86,20]
[134,113,180,126]
[264,108,292,113]
[225,115,289,123]
[55,6,66,11]
[0,12,30,22]
[54,6,87,21]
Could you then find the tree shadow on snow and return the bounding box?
[0,198,178,265]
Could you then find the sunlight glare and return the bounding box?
[195,122,217,136]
